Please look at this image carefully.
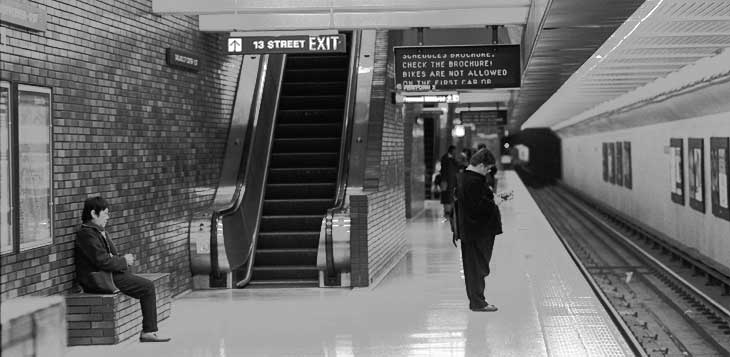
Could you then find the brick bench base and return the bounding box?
[1,296,66,356]
[65,273,171,346]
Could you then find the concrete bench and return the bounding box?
[65,273,171,346]
[1,296,67,357]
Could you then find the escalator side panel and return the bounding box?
[221,55,286,271]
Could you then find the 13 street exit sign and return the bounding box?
[227,34,346,54]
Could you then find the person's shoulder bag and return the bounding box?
[86,270,120,294]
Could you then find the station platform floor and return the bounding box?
[66,171,634,357]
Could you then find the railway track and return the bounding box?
[527,183,730,357]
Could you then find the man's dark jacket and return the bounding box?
[75,223,128,289]
[454,170,503,241]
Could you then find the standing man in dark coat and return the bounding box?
[439,145,460,218]
[75,196,171,342]
[453,149,505,312]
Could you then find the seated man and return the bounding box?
[74,196,171,343]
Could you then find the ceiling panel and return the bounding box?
[508,0,645,132]
[521,0,730,131]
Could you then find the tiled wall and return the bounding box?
[350,30,408,287]
[0,0,241,299]
[562,113,730,269]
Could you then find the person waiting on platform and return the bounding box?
[452,149,510,312]
[476,144,497,190]
[439,145,460,218]
[74,196,171,342]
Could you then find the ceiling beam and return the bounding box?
[152,0,530,15]
[197,8,528,31]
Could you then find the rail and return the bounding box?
[559,183,730,314]
[317,31,362,286]
[538,198,649,357]
[225,55,286,287]
[542,183,730,354]
[189,55,265,278]
[189,54,286,286]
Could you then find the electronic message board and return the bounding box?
[394,45,520,91]
[460,110,506,126]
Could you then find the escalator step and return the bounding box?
[275,123,342,138]
[269,152,338,168]
[278,108,342,123]
[257,231,320,249]
[246,280,319,288]
[267,167,337,183]
[252,265,319,280]
[260,215,323,232]
[272,138,340,153]
[285,55,349,69]
[265,183,335,199]
[284,68,348,82]
[254,248,317,266]
[263,199,333,215]
[282,82,347,96]
[278,94,345,109]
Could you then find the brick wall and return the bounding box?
[350,30,408,287]
[0,0,241,299]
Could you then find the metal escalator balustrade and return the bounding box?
[250,51,352,287]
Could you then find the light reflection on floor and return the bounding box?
[66,172,632,357]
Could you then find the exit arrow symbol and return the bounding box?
[228,38,242,53]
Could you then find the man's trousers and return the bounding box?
[113,272,158,333]
[460,237,496,309]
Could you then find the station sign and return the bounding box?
[460,110,506,126]
[400,94,459,104]
[227,34,346,54]
[394,45,520,92]
[166,48,200,72]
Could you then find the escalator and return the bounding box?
[250,51,351,287]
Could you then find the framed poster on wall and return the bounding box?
[670,138,684,205]
[616,141,624,186]
[623,142,632,189]
[608,142,615,184]
[710,137,729,220]
[688,138,705,213]
[602,143,608,182]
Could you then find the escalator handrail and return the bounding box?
[324,31,362,280]
[331,31,361,211]
[233,55,287,287]
[211,56,265,215]
[219,56,270,218]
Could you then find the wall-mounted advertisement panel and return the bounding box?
[0,81,11,253]
[616,141,624,186]
[623,142,632,189]
[710,137,729,221]
[17,85,53,250]
[608,142,615,184]
[670,138,684,205]
[688,138,705,213]
[394,45,521,92]
[602,143,608,182]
